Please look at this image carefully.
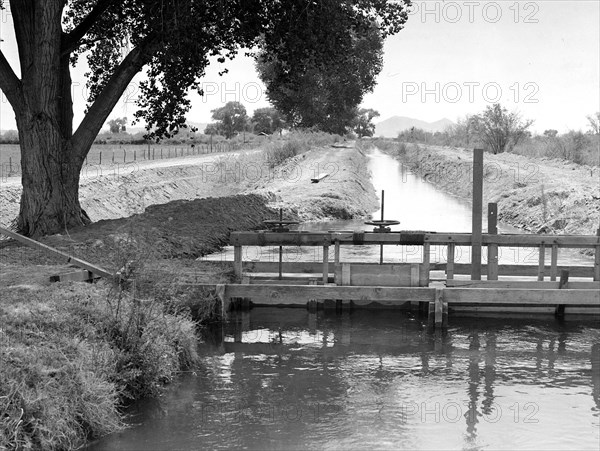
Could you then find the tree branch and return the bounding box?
[71,35,158,158]
[62,0,115,56]
[0,49,24,110]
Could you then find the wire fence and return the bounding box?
[0,140,253,179]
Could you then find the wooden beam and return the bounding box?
[444,287,599,305]
[231,230,600,248]
[595,228,600,281]
[422,242,430,285]
[487,203,498,280]
[537,244,546,281]
[220,284,436,304]
[471,148,484,280]
[0,226,113,278]
[446,280,600,289]
[430,263,595,278]
[550,244,558,281]
[555,269,569,317]
[233,245,243,281]
[322,245,329,284]
[446,243,455,280]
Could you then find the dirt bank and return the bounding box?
[390,143,600,236]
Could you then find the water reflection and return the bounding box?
[88,310,600,450]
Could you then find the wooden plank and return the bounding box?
[446,280,600,289]
[446,243,455,280]
[322,245,329,284]
[471,148,484,280]
[220,284,436,304]
[231,230,600,248]
[430,263,595,278]
[341,263,351,286]
[537,244,545,281]
[487,203,498,280]
[422,242,430,285]
[443,288,599,305]
[49,269,95,283]
[410,264,420,287]
[550,244,558,281]
[233,245,243,280]
[334,240,340,265]
[311,173,329,183]
[595,228,600,281]
[0,226,113,278]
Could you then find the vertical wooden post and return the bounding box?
[446,243,455,280]
[471,148,484,280]
[487,203,498,280]
[550,244,558,281]
[434,288,443,326]
[322,245,330,284]
[594,228,600,282]
[380,190,385,264]
[233,245,243,281]
[423,242,431,285]
[555,269,569,317]
[334,239,340,265]
[537,244,545,281]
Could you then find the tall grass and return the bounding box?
[0,278,199,450]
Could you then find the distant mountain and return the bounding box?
[374,116,455,138]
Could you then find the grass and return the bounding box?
[0,279,201,450]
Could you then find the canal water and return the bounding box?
[88,148,599,450]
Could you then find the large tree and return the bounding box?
[0,0,411,236]
[470,104,534,154]
[255,1,409,134]
[209,101,248,139]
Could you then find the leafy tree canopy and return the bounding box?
[0,0,411,236]
[353,108,380,137]
[252,107,285,135]
[208,101,249,139]
[255,0,410,134]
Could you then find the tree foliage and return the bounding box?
[0,0,411,236]
[107,117,128,133]
[470,104,534,154]
[252,107,285,135]
[353,108,380,137]
[255,0,410,134]
[207,101,249,139]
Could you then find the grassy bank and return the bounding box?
[382,141,599,237]
[0,281,198,450]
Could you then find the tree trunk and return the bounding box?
[15,112,90,237]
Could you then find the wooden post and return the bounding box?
[435,288,443,326]
[594,228,600,281]
[537,244,545,281]
[322,245,330,284]
[471,148,484,280]
[487,203,498,280]
[334,239,340,265]
[233,245,243,281]
[446,243,455,280]
[550,244,558,281]
[423,242,431,285]
[555,269,569,317]
[380,190,385,264]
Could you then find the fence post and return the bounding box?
[99,152,102,165]
[487,203,498,280]
[8,157,11,174]
[471,148,484,280]
[123,148,126,163]
[134,150,136,161]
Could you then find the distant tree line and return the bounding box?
[397,104,599,166]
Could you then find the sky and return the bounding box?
[0,0,599,134]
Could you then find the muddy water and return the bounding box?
[89,311,600,450]
[88,148,599,450]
